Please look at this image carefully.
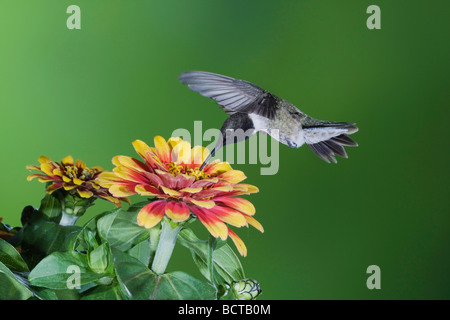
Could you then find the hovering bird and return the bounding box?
[178,71,358,169]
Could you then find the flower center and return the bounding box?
[187,168,210,180]
[81,168,100,180]
[64,165,78,179]
[64,165,100,181]
[168,162,210,180]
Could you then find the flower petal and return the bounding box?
[91,166,103,173]
[167,137,182,149]
[40,163,55,176]
[99,195,123,207]
[227,228,247,257]
[205,161,232,175]
[110,183,137,197]
[243,215,264,233]
[174,174,196,189]
[73,178,83,185]
[191,146,210,167]
[63,184,77,191]
[154,136,171,163]
[214,197,255,215]
[45,183,63,194]
[218,184,260,197]
[165,201,190,222]
[189,198,215,209]
[113,166,149,184]
[190,177,219,189]
[52,168,64,177]
[195,186,233,199]
[209,205,248,228]
[171,140,192,164]
[155,169,177,189]
[190,206,228,240]
[235,184,259,194]
[135,184,161,196]
[179,187,203,193]
[112,156,121,167]
[115,155,149,173]
[27,174,51,182]
[75,159,86,169]
[37,177,54,183]
[133,140,163,169]
[132,139,152,160]
[26,165,41,171]
[218,170,246,184]
[143,172,164,187]
[38,156,52,164]
[61,155,74,166]
[77,189,93,198]
[160,185,181,197]
[97,171,124,188]
[137,200,166,229]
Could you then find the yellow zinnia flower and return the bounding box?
[97,136,263,256]
[26,155,127,207]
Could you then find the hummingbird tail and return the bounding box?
[304,122,358,163]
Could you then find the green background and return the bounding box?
[1,0,449,299]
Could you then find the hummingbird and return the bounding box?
[178,71,358,169]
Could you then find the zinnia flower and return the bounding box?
[26,155,126,207]
[97,136,263,256]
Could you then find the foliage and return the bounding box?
[0,195,259,300]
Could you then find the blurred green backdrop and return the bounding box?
[1,0,449,299]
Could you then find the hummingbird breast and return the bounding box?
[249,107,305,149]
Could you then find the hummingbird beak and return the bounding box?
[199,148,216,171]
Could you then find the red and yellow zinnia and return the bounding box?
[97,136,263,256]
[26,155,126,207]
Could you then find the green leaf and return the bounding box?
[112,248,216,300]
[54,289,80,300]
[30,286,59,300]
[73,209,116,252]
[112,248,155,300]
[178,228,245,286]
[0,238,29,272]
[21,213,81,268]
[80,283,124,300]
[0,261,32,300]
[72,210,117,276]
[96,208,121,240]
[126,221,160,267]
[127,237,152,266]
[28,252,109,289]
[104,205,152,251]
[39,194,62,221]
[152,271,217,300]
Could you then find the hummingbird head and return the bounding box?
[199,113,255,172]
[220,113,255,146]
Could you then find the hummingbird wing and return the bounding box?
[179,71,280,120]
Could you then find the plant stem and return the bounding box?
[207,235,216,288]
[59,212,79,226]
[151,219,182,275]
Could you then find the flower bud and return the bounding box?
[88,243,109,274]
[56,191,95,225]
[232,278,262,300]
